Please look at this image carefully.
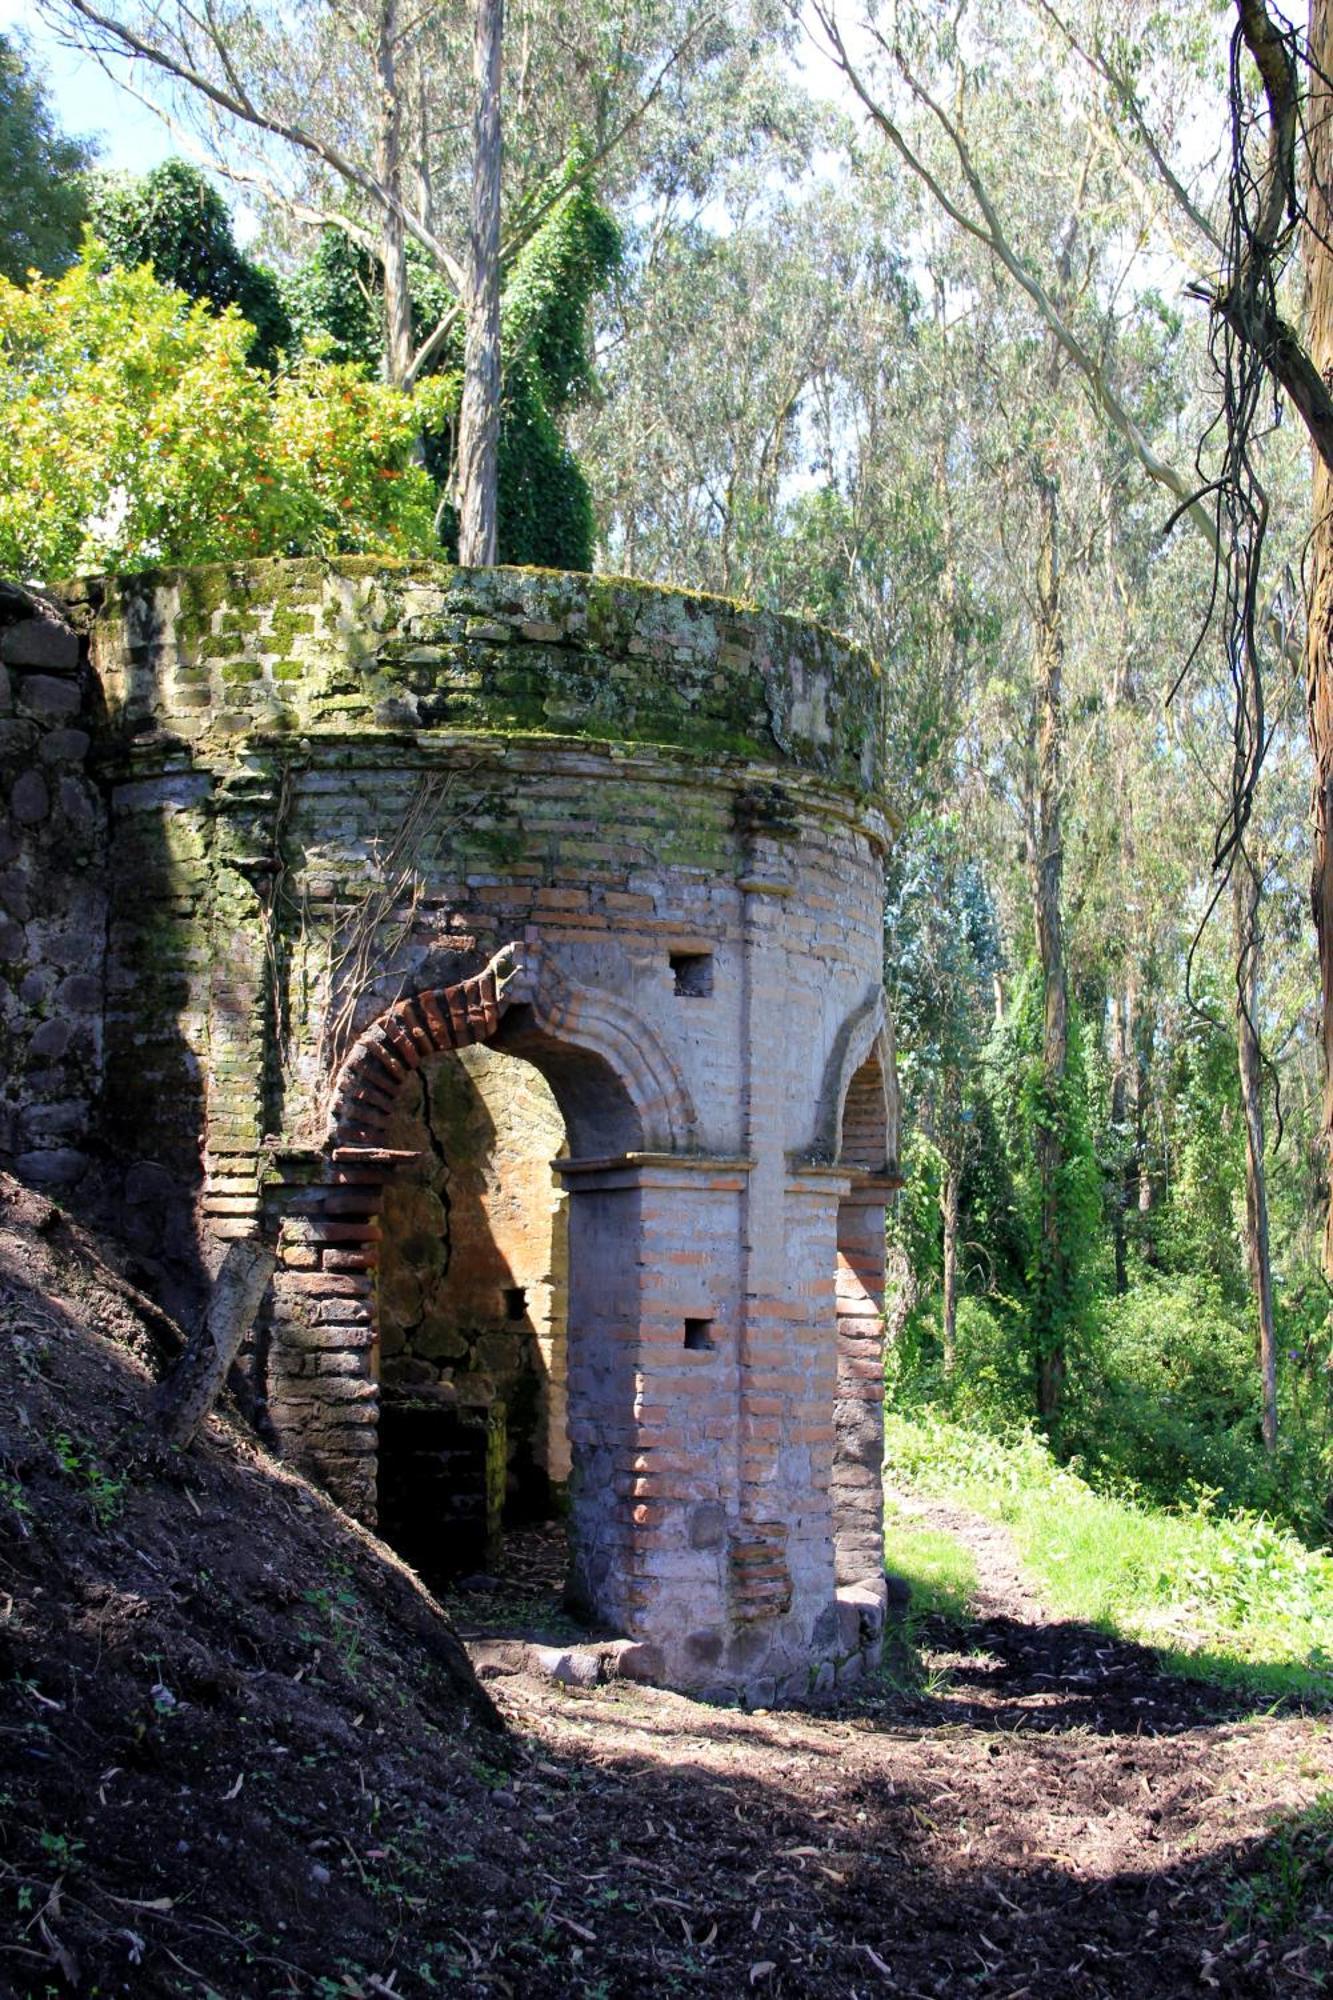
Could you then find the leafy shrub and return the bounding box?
[1064,1275,1333,1542]
[89,159,291,369]
[890,1289,1033,1431]
[0,241,445,579]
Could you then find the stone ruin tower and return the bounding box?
[1,560,899,1703]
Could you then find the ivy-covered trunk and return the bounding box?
[458,0,504,564]
[1233,854,1279,1452]
[940,1161,959,1377]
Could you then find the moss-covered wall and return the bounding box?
[4,557,897,1700]
[63,560,885,799]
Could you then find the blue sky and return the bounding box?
[2,2,178,173]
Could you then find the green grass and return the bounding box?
[882,1500,978,1622]
[1225,1791,1333,1965]
[884,1413,1333,1705]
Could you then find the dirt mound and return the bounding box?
[0,1175,503,1997]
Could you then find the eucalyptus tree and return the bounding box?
[44,0,763,555]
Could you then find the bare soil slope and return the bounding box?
[1,1174,1329,1998]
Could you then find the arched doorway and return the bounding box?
[832,1032,897,1589]
[286,945,658,1631]
[374,1042,570,1588]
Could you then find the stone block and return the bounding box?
[616,1641,665,1684]
[688,1500,727,1549]
[38,727,90,766]
[532,1645,601,1687]
[838,1580,886,1643]
[55,972,101,1012]
[18,674,82,720]
[1,619,79,671]
[10,772,49,827]
[15,1147,88,1186]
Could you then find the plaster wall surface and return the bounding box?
[2,559,898,1701]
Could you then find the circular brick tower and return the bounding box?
[56,559,898,1701]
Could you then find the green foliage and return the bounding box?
[0,241,441,580]
[884,1413,1333,1702]
[1066,1275,1333,1543]
[1153,1006,1248,1297]
[885,815,1000,1101]
[282,227,389,373]
[891,1288,1036,1431]
[1225,1793,1333,1955]
[286,170,620,569]
[48,1430,124,1527]
[882,1505,978,1624]
[0,33,95,284]
[987,970,1105,1413]
[89,160,291,370]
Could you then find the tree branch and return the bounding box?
[48,0,467,291]
[805,0,1221,555]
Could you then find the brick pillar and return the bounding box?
[770,1169,847,1643]
[734,860,800,1657]
[200,800,270,1244]
[555,1155,746,1686]
[261,1149,385,1521]
[833,1181,889,1587]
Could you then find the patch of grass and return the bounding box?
[1225,1792,1333,1963]
[883,1502,978,1623]
[885,1413,1333,1705]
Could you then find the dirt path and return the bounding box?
[5,1209,1329,2000]
[464,1494,1333,1997]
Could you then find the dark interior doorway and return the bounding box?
[374,1043,570,1591]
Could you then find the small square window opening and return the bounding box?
[683,1317,715,1351]
[671,951,714,998]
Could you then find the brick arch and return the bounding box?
[328,942,530,1155]
[805,984,900,1177]
[328,939,698,1159]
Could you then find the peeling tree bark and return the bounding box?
[458,0,504,565]
[941,1163,960,1376]
[153,1239,276,1452]
[1308,0,1333,1282]
[375,0,414,390]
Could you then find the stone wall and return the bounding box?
[0,586,107,1197]
[5,558,899,1703]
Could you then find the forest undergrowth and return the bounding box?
[884,1412,1333,1705]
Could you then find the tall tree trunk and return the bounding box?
[375,0,414,389]
[1234,853,1280,1454]
[1309,0,1333,1280]
[941,1161,960,1376]
[1029,466,1070,1429]
[458,0,503,565]
[1109,982,1130,1296]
